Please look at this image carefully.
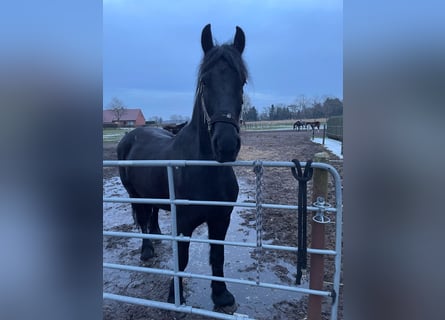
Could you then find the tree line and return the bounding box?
[242,96,343,121]
[106,95,343,124]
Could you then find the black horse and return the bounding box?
[117,24,247,311]
[293,120,306,131]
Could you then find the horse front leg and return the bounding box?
[148,207,162,244]
[208,216,237,312]
[167,240,188,305]
[167,223,192,305]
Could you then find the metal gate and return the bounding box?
[103,160,342,320]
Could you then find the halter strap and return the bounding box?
[198,84,240,132]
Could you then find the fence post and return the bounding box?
[308,152,329,320]
[322,124,326,145]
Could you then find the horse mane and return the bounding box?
[197,44,248,86]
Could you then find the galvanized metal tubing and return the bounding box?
[103,159,343,320]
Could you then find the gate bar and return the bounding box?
[166,165,181,306]
[104,262,331,297]
[103,230,337,255]
[331,160,343,320]
[103,159,334,171]
[103,293,254,320]
[103,196,338,213]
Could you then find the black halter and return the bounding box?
[198,83,240,133]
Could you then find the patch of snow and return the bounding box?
[312,137,343,159]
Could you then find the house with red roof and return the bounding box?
[103,108,146,127]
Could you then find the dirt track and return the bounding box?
[103,129,343,320]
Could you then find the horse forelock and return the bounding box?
[198,44,248,85]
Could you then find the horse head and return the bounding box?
[198,24,247,163]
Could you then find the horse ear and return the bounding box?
[233,26,245,54]
[201,24,214,54]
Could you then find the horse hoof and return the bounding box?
[211,289,236,309]
[214,302,238,315]
[140,248,154,261]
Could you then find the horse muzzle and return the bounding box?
[211,122,241,163]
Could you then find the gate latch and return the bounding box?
[312,196,331,224]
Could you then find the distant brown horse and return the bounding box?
[307,121,320,131]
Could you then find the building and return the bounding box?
[103,109,146,127]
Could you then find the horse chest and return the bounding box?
[175,167,238,201]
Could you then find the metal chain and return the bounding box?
[253,160,264,285]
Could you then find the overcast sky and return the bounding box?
[103,0,343,120]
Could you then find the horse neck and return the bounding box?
[187,97,213,156]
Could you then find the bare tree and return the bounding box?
[170,114,185,121]
[108,97,127,126]
[296,94,309,111]
[241,93,252,120]
[149,116,163,125]
[309,95,321,108]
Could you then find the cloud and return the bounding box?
[103,1,343,118]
